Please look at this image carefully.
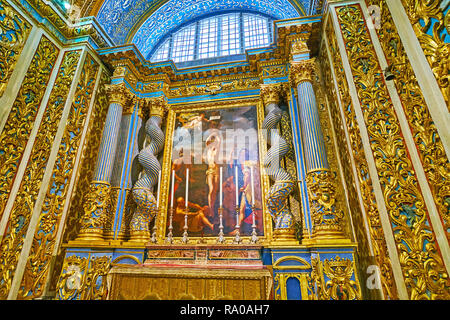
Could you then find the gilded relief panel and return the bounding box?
[318,37,378,299]
[366,0,450,242]
[0,0,32,97]
[0,35,59,224]
[324,15,398,299]
[335,4,449,300]
[55,254,110,300]
[48,70,109,295]
[400,0,450,109]
[62,70,110,243]
[0,35,59,300]
[0,49,81,300]
[17,54,99,300]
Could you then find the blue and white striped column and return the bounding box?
[77,84,132,241]
[297,80,329,172]
[111,99,142,241]
[290,59,346,240]
[92,102,123,182]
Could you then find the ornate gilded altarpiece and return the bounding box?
[5,0,449,301]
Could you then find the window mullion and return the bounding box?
[218,16,222,57]
[268,18,272,44]
[239,12,244,54]
[168,35,174,61]
[194,21,200,60]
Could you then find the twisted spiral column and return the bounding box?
[129,97,166,241]
[261,84,296,240]
[290,59,346,240]
[77,83,133,241]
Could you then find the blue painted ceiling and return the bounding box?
[95,0,318,58]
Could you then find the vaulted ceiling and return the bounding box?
[64,0,319,54]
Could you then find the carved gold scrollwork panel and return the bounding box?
[0,49,81,300]
[324,14,399,300]
[336,4,450,300]
[61,70,110,244]
[318,37,379,299]
[17,54,99,300]
[0,0,32,97]
[308,255,361,300]
[0,35,59,300]
[366,0,450,242]
[0,35,59,224]
[400,0,450,109]
[46,70,110,294]
[55,255,111,300]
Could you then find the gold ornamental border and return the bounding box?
[154,97,274,244]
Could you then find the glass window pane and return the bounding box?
[151,38,170,62]
[151,13,271,63]
[172,24,196,62]
[220,13,240,56]
[243,14,269,50]
[198,17,218,59]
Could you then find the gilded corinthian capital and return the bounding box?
[142,96,168,119]
[260,83,284,105]
[106,83,134,107]
[289,59,316,87]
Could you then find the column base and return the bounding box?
[103,231,115,241]
[129,230,150,242]
[312,229,351,245]
[76,228,104,242]
[272,228,299,245]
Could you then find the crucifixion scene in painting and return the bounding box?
[167,106,264,238]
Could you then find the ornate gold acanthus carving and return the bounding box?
[77,182,111,241]
[260,83,285,105]
[306,169,346,239]
[322,14,399,299]
[0,1,32,97]
[291,37,310,55]
[105,83,135,109]
[400,0,449,108]
[289,59,316,87]
[141,96,168,119]
[336,4,449,300]
[308,255,361,300]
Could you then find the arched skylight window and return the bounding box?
[150,12,272,63]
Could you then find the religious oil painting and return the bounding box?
[167,105,264,238]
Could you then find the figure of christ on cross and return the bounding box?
[204,130,221,218]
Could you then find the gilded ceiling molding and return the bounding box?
[15,0,111,47]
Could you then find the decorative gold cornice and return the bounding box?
[260,83,284,105]
[22,0,109,47]
[289,59,316,87]
[291,37,310,55]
